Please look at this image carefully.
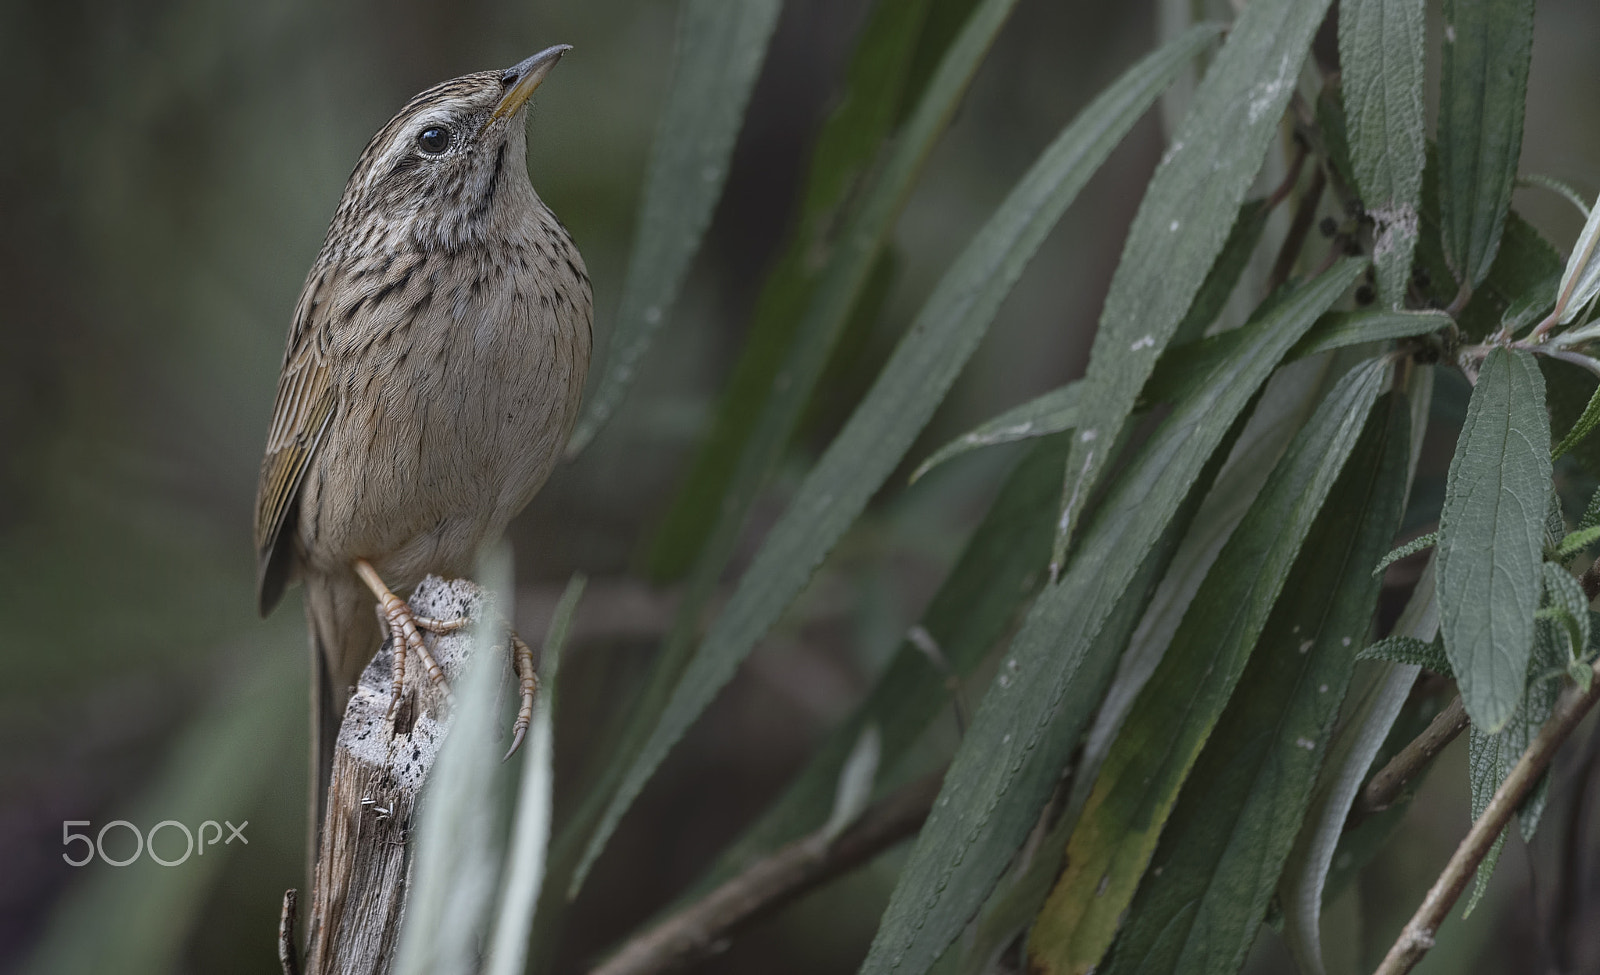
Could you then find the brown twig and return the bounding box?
[1347,696,1469,830]
[1373,660,1600,975]
[1267,165,1329,294]
[588,769,946,975]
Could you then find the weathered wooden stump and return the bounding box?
[299,575,487,975]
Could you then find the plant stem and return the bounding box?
[1347,695,1468,830]
[588,769,945,975]
[1266,164,1328,293]
[1372,659,1600,975]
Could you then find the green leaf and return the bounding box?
[565,0,783,455]
[1541,563,1590,655]
[910,383,1079,483]
[1278,365,1435,975]
[859,260,1364,975]
[484,575,583,975]
[1292,309,1451,359]
[1437,0,1535,290]
[1373,530,1438,576]
[1554,184,1600,325]
[1519,174,1592,220]
[1053,0,1337,574]
[1544,357,1600,479]
[1581,485,1600,534]
[396,550,515,975]
[1554,381,1600,461]
[695,435,1068,888]
[1027,357,1391,974]
[566,24,1220,898]
[1139,308,1442,415]
[1464,617,1562,913]
[1502,272,1560,333]
[552,0,1031,897]
[1356,633,1452,674]
[644,0,965,579]
[1339,0,1427,308]
[1170,199,1273,347]
[1100,388,1410,975]
[1436,347,1551,732]
[1555,524,1600,561]
[1413,139,1565,339]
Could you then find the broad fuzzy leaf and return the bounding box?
[1436,347,1550,732]
[1356,634,1452,674]
[1053,0,1335,573]
[1340,0,1427,307]
[1028,358,1392,974]
[859,260,1364,975]
[1437,0,1535,290]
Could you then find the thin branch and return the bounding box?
[588,769,946,975]
[1266,164,1328,294]
[1373,659,1600,975]
[1348,696,1469,830]
[1265,138,1310,211]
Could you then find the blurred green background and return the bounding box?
[2,1,1599,973]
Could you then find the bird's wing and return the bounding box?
[255,269,338,613]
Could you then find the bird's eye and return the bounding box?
[417,126,451,154]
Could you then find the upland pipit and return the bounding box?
[254,46,591,815]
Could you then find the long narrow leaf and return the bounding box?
[566,0,783,454]
[1102,388,1409,975]
[569,24,1222,896]
[1276,365,1435,975]
[1052,0,1335,573]
[1340,0,1427,308]
[910,383,1079,482]
[1554,188,1600,325]
[1437,0,1535,290]
[1436,347,1550,731]
[395,550,514,975]
[1028,358,1392,974]
[483,575,584,975]
[860,260,1366,975]
[697,435,1068,886]
[647,0,963,578]
[1077,352,1359,823]
[553,0,1029,898]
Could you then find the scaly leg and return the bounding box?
[354,559,464,715]
[504,630,541,760]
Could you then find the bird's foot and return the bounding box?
[504,630,540,761]
[354,559,464,716]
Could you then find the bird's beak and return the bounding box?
[490,44,571,123]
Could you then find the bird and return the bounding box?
[253,45,592,831]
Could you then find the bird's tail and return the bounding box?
[302,575,379,877]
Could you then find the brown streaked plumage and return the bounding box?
[255,46,591,827]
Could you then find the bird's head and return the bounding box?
[331,44,571,251]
